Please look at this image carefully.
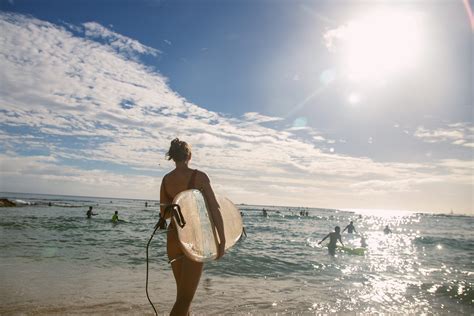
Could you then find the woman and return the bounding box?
[160,138,226,315]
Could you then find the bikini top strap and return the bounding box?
[188,169,198,189]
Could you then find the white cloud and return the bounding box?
[350,178,439,195]
[241,112,283,124]
[0,154,159,199]
[414,123,473,147]
[83,22,159,58]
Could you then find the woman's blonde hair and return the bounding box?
[166,138,191,162]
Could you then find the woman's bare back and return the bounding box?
[163,168,211,200]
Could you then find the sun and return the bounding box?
[325,9,424,82]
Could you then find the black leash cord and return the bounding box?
[145,204,184,316]
[145,224,161,316]
[146,228,173,315]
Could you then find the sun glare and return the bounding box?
[326,9,424,82]
[348,92,360,104]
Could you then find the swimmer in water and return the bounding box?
[111,211,119,223]
[86,206,97,218]
[383,225,392,234]
[343,221,357,234]
[319,226,344,256]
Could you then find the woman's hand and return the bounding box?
[216,240,225,260]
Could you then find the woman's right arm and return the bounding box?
[160,176,171,219]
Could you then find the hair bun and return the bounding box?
[166,138,191,162]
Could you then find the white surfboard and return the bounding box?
[172,189,243,262]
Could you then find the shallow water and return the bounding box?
[0,193,472,314]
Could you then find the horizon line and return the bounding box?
[1,191,471,216]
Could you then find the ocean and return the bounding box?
[0,192,472,315]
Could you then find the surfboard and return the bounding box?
[172,189,243,262]
[337,245,365,256]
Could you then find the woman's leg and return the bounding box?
[167,230,204,316]
[167,229,183,282]
[170,257,203,316]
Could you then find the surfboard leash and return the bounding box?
[145,204,187,316]
[145,221,162,316]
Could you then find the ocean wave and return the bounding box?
[422,213,474,219]
[414,236,474,251]
[420,281,474,305]
[13,199,34,205]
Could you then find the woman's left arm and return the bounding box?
[160,176,171,219]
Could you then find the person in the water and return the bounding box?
[343,221,357,234]
[86,206,97,218]
[319,226,344,256]
[111,211,119,223]
[383,225,392,234]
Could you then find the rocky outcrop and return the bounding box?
[0,198,16,207]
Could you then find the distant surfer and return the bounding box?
[86,206,97,218]
[343,221,357,234]
[319,226,344,256]
[111,210,119,223]
[262,209,268,217]
[159,138,225,315]
[383,225,392,234]
[145,201,148,208]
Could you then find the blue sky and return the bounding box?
[0,0,472,213]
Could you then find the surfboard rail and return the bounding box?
[336,245,366,256]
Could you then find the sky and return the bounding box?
[0,0,472,214]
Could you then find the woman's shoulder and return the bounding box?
[161,170,175,183]
[194,169,210,182]
[162,171,170,180]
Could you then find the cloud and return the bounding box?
[313,135,326,142]
[414,123,473,147]
[0,154,159,199]
[241,112,283,124]
[324,24,347,52]
[83,22,159,58]
[0,13,472,213]
[350,178,439,195]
